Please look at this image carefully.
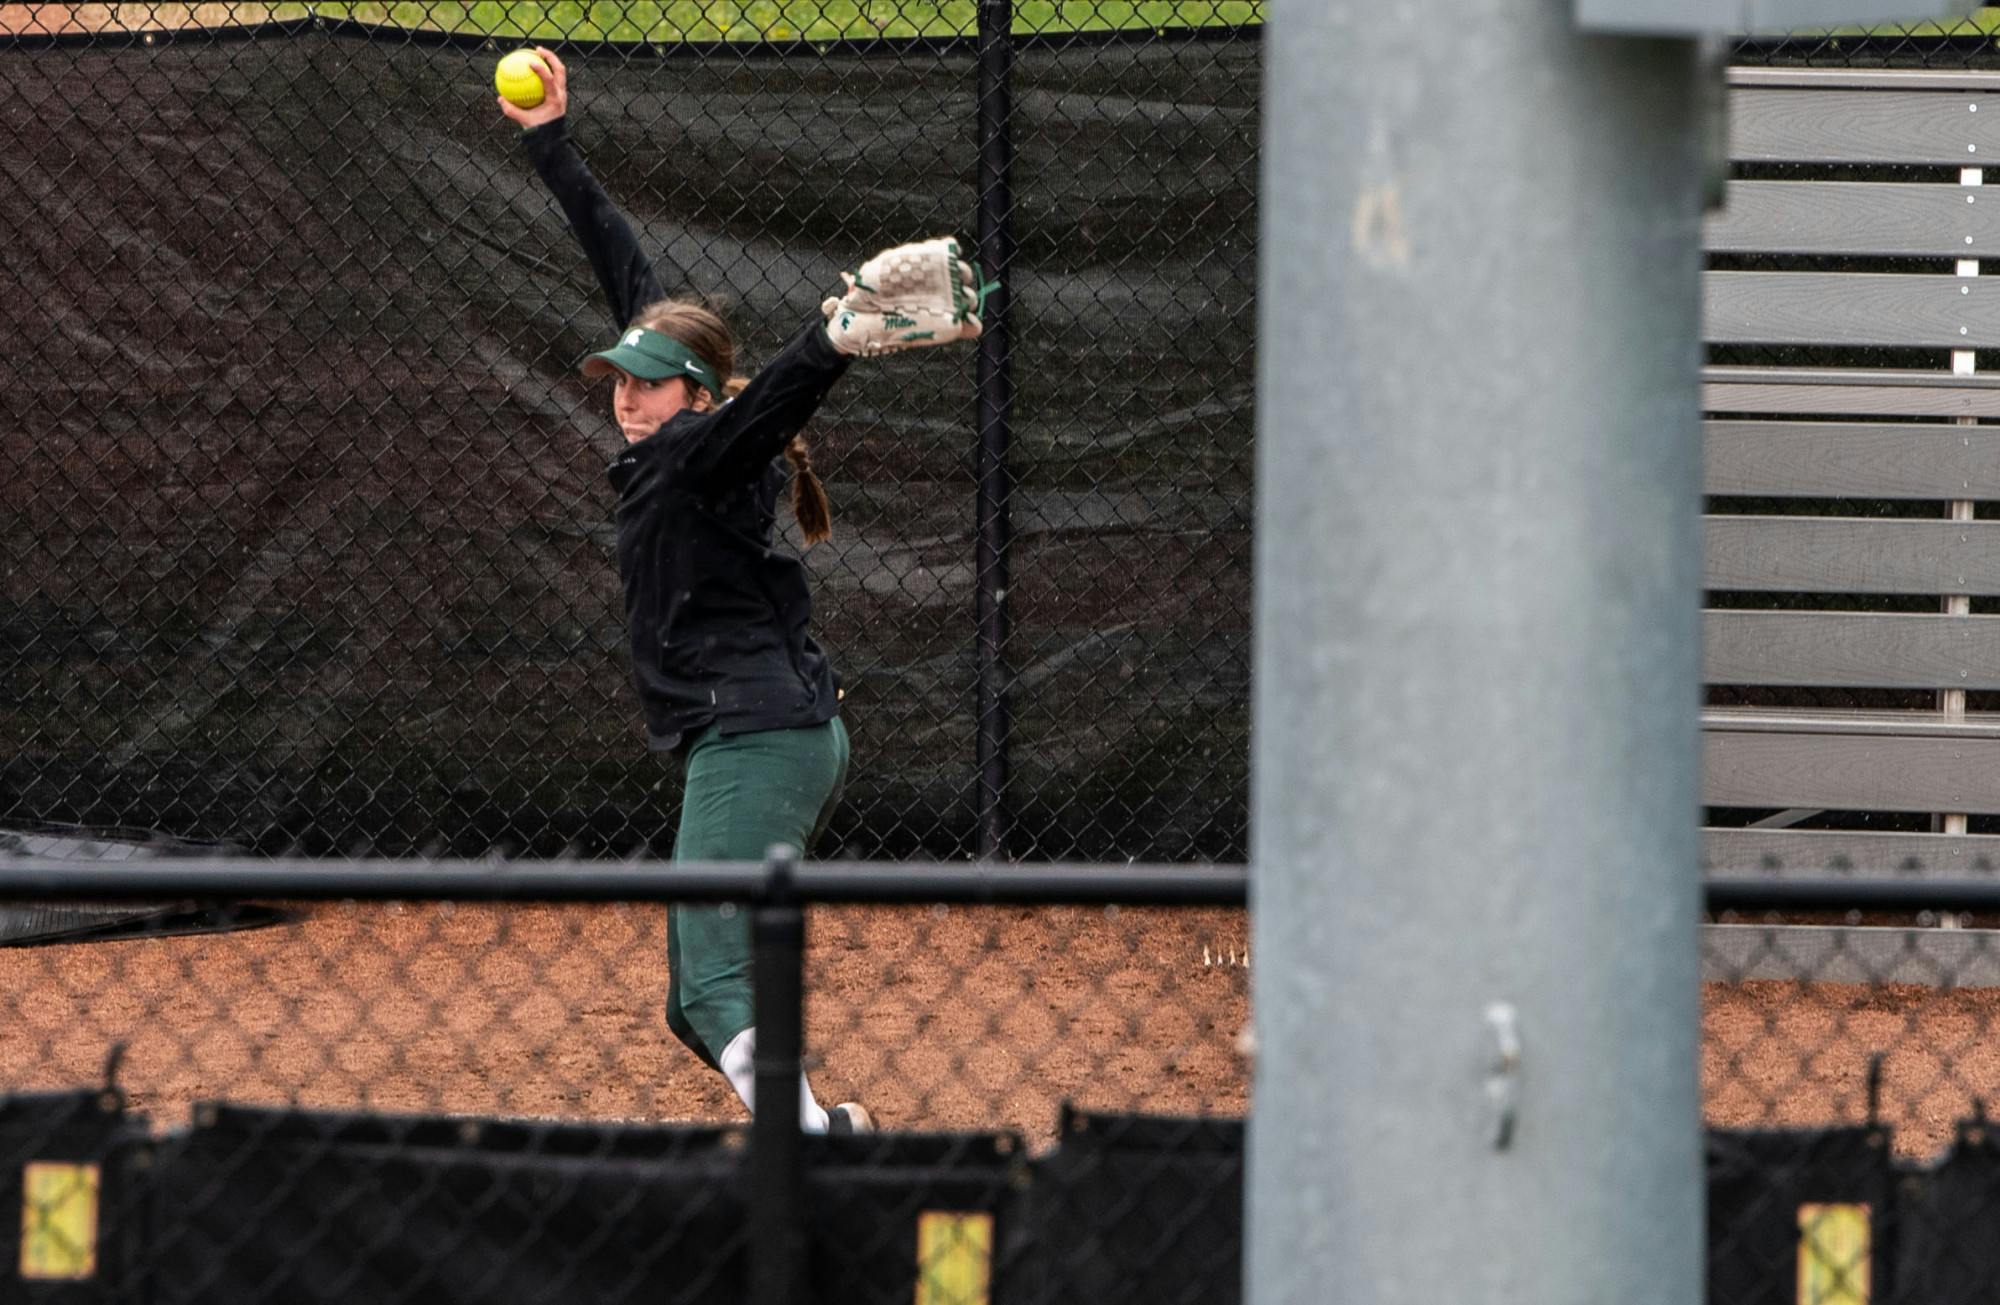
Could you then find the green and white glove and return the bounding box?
[821,237,995,357]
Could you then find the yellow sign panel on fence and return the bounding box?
[915,1210,994,1305]
[20,1161,100,1281]
[1798,1202,1870,1305]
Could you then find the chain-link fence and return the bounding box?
[24,3,2000,1301]
[1704,870,2000,1305]
[0,855,1249,1303]
[1737,11,2000,69]
[0,2,1258,865]
[6,855,2000,1302]
[11,1,1989,864]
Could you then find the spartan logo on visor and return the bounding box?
[593,329,715,391]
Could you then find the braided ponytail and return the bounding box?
[785,436,832,546]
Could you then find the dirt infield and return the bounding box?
[1701,978,2000,1159]
[0,902,1253,1141]
[1,901,1992,1156]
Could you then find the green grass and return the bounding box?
[1830,6,2000,36]
[1773,4,2000,36]
[308,1,1261,41]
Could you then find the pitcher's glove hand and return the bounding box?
[821,237,995,357]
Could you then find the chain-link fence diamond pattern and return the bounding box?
[0,2,1257,864]
[0,869,1251,1305]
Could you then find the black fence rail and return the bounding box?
[0,2,1259,865]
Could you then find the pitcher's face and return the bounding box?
[613,372,707,444]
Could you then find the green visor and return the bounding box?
[581,327,722,398]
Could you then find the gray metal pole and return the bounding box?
[1249,3,1705,1302]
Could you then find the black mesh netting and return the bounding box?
[0,6,1258,861]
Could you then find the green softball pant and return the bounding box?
[666,716,849,1069]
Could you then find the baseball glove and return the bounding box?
[821,237,995,357]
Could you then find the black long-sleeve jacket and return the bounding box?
[525,119,848,751]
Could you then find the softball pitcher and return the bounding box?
[499,48,984,1132]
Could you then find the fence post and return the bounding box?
[749,845,806,1305]
[1249,2,1706,1302]
[974,0,1015,860]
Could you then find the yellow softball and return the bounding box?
[494,50,548,110]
